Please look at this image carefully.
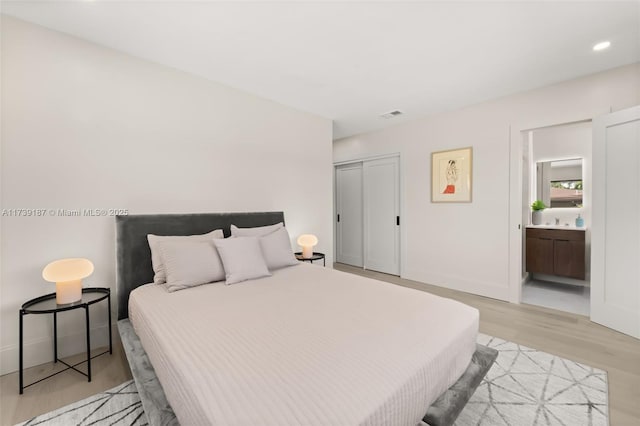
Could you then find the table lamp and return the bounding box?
[42,258,94,304]
[297,234,318,259]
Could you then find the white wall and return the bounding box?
[334,63,639,301]
[0,16,333,374]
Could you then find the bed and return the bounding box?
[116,212,496,426]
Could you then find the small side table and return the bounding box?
[19,287,112,394]
[295,252,326,266]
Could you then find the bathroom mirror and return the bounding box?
[536,158,583,208]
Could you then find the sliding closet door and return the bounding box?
[591,105,640,338]
[363,156,400,275]
[336,163,364,267]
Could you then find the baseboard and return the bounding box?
[0,322,112,376]
[530,273,590,287]
[402,269,510,301]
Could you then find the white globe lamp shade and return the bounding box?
[42,258,94,304]
[297,234,318,259]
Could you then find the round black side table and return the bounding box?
[294,252,326,266]
[19,287,112,394]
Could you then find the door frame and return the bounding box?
[334,153,403,276]
[508,118,591,304]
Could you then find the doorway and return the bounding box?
[335,155,400,276]
[520,121,592,316]
[509,105,640,339]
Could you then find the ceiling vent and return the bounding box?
[380,110,403,119]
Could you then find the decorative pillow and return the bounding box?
[259,227,299,270]
[147,229,224,284]
[213,237,271,285]
[230,222,283,237]
[159,240,225,292]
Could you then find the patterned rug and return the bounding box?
[17,334,608,426]
[456,334,608,425]
[17,381,147,426]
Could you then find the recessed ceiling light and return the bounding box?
[593,41,611,51]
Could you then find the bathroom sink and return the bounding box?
[526,224,586,231]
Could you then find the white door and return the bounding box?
[336,163,363,267]
[363,156,400,275]
[591,105,640,338]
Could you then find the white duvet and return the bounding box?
[129,263,478,426]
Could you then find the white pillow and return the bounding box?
[159,240,225,292]
[230,222,283,237]
[259,227,299,270]
[147,229,224,284]
[213,237,271,285]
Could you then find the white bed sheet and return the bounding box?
[129,263,478,426]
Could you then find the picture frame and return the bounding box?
[431,146,473,203]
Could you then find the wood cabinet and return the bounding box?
[526,236,554,275]
[526,228,585,280]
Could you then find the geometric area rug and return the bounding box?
[456,334,608,426]
[16,334,607,426]
[16,381,147,426]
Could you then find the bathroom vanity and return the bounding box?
[526,226,585,280]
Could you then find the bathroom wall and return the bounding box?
[531,121,591,227]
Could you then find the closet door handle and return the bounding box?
[396,216,400,226]
[337,214,340,223]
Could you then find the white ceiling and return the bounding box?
[2,1,639,139]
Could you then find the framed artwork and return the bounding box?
[431,146,473,203]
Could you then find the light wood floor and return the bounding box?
[1,264,639,425]
[0,338,131,425]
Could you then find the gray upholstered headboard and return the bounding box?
[115,211,285,320]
